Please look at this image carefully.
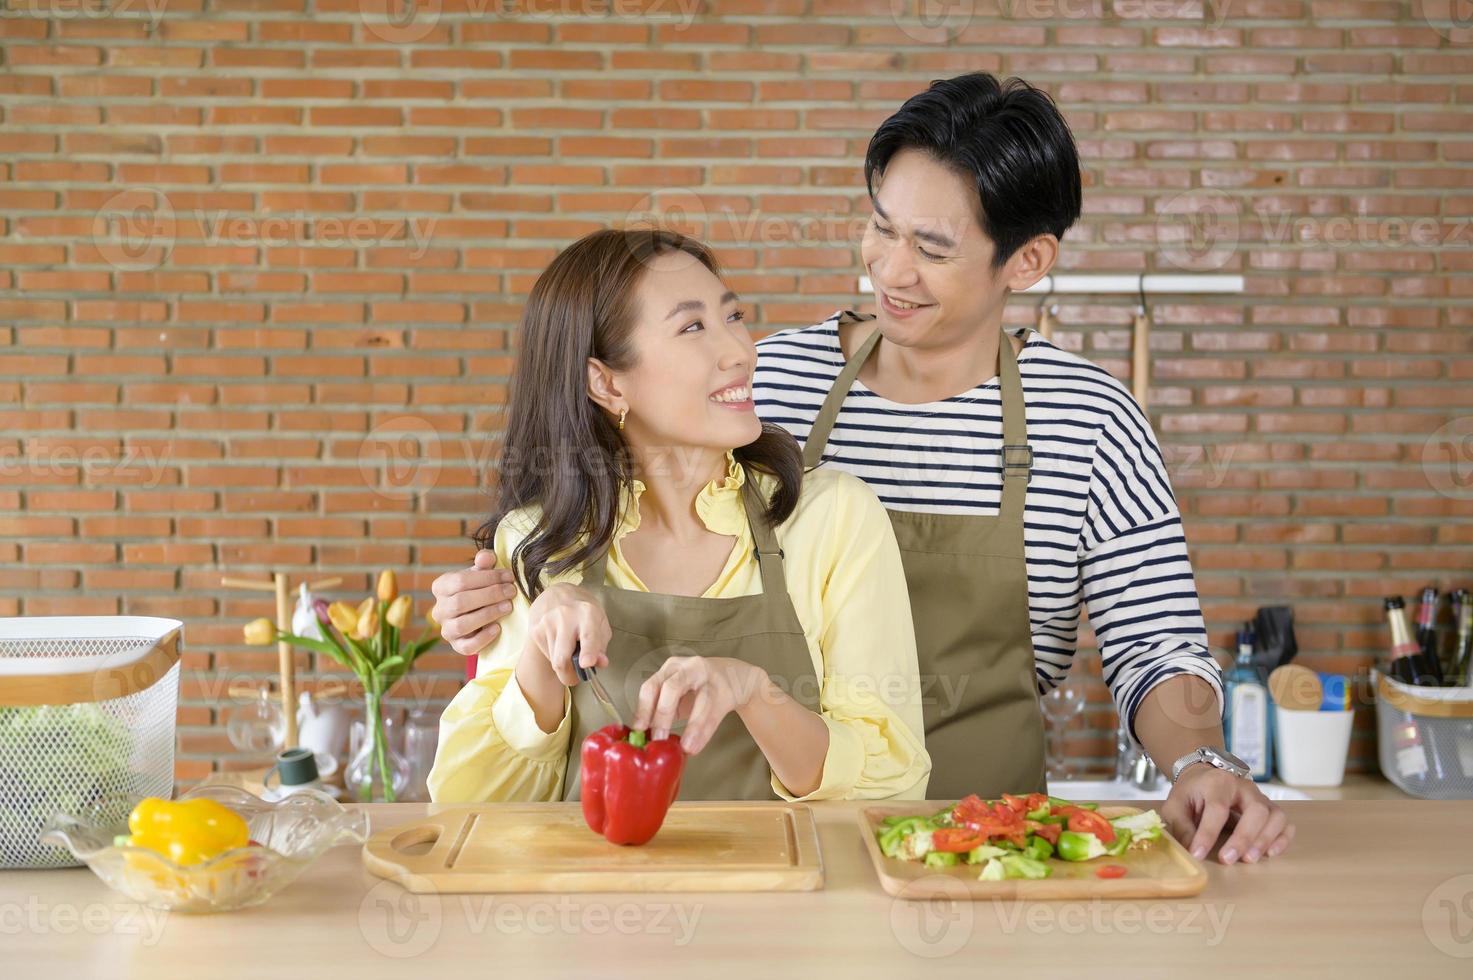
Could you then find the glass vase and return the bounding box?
[345,692,410,802]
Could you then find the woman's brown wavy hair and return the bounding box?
[474,228,804,601]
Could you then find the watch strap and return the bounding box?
[1171,746,1249,782]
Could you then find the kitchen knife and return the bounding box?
[572,643,624,728]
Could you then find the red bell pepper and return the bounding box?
[580,724,685,846]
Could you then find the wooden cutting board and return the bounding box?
[859,804,1207,900]
[362,801,823,893]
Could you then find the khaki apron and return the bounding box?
[560,469,820,802]
[801,314,1047,800]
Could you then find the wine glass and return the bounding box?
[225,687,285,755]
[1041,682,1086,780]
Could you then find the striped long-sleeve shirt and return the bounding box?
[752,312,1224,744]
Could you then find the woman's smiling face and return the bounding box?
[593,249,762,457]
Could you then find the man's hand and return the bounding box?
[1161,764,1295,864]
[430,549,520,658]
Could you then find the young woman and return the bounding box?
[428,229,930,803]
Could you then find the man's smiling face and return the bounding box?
[860,148,1008,351]
[860,148,1066,355]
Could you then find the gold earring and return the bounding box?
[618,407,627,431]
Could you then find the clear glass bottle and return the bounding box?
[1223,622,1273,782]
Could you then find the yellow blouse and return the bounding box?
[428,451,931,804]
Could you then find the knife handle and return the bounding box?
[572,641,591,682]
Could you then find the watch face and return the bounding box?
[1210,747,1250,773]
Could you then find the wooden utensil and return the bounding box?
[1036,300,1058,342]
[858,804,1207,901]
[1269,664,1323,711]
[363,801,824,893]
[220,572,342,746]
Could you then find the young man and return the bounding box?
[751,73,1291,864]
[434,72,1292,865]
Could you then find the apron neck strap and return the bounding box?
[802,325,881,470]
[997,327,1031,522]
[802,324,1033,515]
[579,464,788,596]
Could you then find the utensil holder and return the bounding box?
[1273,704,1354,786]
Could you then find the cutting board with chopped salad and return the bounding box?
[859,793,1207,900]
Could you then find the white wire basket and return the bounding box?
[0,616,183,868]
[1374,670,1473,800]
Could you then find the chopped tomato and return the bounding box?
[930,828,987,853]
[954,797,1021,827]
[1054,806,1116,844]
[952,795,996,826]
[1095,864,1128,879]
[1068,810,1117,844]
[1029,821,1061,846]
[1001,793,1031,814]
[1000,828,1029,849]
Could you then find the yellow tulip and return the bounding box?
[425,610,440,636]
[355,596,373,619]
[354,604,378,641]
[327,602,358,636]
[377,569,397,603]
[386,594,412,629]
[243,618,276,646]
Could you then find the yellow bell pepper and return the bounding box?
[121,797,250,867]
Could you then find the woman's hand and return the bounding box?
[1162,764,1295,864]
[630,656,768,755]
[430,550,519,657]
[523,582,612,687]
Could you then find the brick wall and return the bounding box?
[1,2,1470,787]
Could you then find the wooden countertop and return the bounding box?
[4,796,1470,978]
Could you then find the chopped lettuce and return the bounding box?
[894,828,934,861]
[1110,809,1164,844]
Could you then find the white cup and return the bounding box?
[1274,705,1354,786]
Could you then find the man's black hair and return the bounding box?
[864,73,1082,269]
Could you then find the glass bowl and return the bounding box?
[40,783,370,913]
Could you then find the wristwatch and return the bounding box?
[1170,746,1251,783]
